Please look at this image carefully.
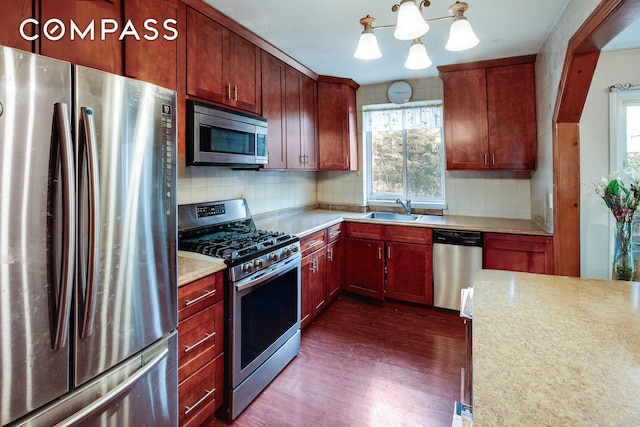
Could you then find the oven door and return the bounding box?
[230,255,301,388]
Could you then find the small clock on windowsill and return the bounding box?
[387,81,412,104]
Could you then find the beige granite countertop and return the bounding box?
[254,209,551,237]
[178,210,549,285]
[177,251,226,287]
[473,269,640,426]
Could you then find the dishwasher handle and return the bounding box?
[433,229,483,247]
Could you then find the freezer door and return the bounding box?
[0,47,73,425]
[13,332,178,427]
[74,66,178,386]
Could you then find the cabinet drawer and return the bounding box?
[345,222,385,240]
[386,226,433,244]
[178,272,224,322]
[301,230,326,257]
[178,302,224,384]
[179,353,224,427]
[326,223,343,243]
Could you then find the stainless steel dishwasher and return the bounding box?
[433,229,483,311]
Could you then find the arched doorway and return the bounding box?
[553,0,640,276]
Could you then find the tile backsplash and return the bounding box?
[177,166,317,215]
[444,171,531,219]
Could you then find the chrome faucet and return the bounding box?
[396,198,412,215]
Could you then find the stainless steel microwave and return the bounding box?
[186,100,268,168]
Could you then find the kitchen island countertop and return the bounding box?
[473,269,640,426]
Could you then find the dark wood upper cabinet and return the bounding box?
[301,73,318,170]
[317,76,359,171]
[486,63,537,170]
[0,0,34,51]
[40,0,123,74]
[284,65,303,169]
[439,55,537,171]
[261,52,287,169]
[284,66,317,170]
[186,8,225,104]
[441,68,489,170]
[123,0,180,90]
[186,7,261,114]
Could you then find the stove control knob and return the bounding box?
[243,263,253,273]
[269,253,278,262]
[283,248,291,258]
[254,259,264,269]
[291,245,299,253]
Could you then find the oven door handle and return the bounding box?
[235,255,300,292]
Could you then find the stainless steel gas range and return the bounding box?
[178,199,301,420]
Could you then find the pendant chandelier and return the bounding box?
[354,0,479,70]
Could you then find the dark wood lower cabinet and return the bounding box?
[345,223,433,305]
[177,272,224,426]
[326,237,344,303]
[463,318,473,405]
[301,247,327,328]
[386,241,433,305]
[484,233,554,274]
[345,238,385,300]
[310,248,327,316]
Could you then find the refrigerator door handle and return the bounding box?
[52,346,170,427]
[78,107,100,339]
[53,103,76,351]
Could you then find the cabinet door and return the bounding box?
[0,0,33,51]
[261,52,286,169]
[285,66,303,169]
[345,238,384,300]
[486,63,537,170]
[484,233,554,274]
[186,8,228,104]
[318,81,358,170]
[310,249,327,316]
[179,352,223,427]
[301,253,313,328]
[386,242,433,305]
[123,0,179,90]
[228,31,261,114]
[40,0,123,74]
[301,73,317,169]
[326,238,344,302]
[178,302,224,384]
[442,68,489,170]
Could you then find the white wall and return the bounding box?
[580,48,640,279]
[531,0,601,232]
[318,77,532,219]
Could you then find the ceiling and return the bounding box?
[202,0,576,85]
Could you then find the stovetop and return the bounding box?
[179,227,298,263]
[178,199,301,282]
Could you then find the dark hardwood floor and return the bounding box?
[213,293,465,427]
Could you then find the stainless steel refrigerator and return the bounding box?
[0,46,178,426]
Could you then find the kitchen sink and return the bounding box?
[364,212,421,222]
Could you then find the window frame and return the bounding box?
[609,84,640,172]
[363,100,446,209]
[609,84,640,260]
